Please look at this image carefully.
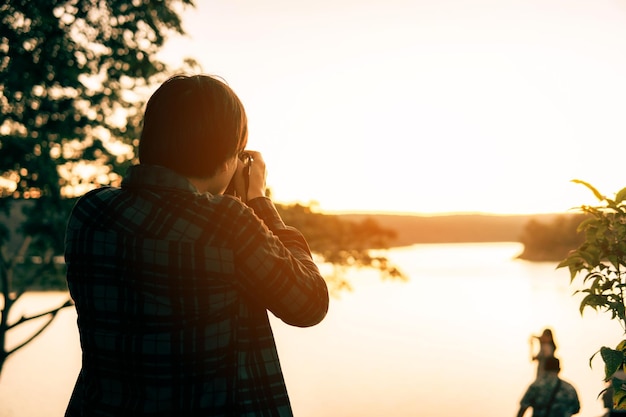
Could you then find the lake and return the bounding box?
[0,242,620,417]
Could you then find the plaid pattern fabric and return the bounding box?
[519,374,580,417]
[64,165,329,417]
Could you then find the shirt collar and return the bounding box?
[122,165,199,194]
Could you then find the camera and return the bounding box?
[225,151,253,201]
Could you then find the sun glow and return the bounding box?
[158,0,626,215]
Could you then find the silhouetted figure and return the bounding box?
[64,75,329,416]
[531,328,557,380]
[517,357,580,417]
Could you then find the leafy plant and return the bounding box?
[558,179,626,409]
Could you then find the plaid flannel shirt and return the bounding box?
[519,374,580,417]
[64,165,329,417]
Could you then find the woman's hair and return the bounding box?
[138,74,248,178]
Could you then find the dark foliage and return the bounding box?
[276,203,407,292]
[0,0,194,378]
[517,213,587,261]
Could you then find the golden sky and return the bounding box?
[160,0,626,215]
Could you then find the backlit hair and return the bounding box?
[138,74,248,178]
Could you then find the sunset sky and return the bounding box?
[159,0,626,215]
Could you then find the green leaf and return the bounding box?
[557,255,583,272]
[573,179,605,201]
[579,248,601,268]
[615,187,626,204]
[577,217,599,233]
[591,349,601,369]
[616,391,626,410]
[601,346,625,380]
[579,293,608,315]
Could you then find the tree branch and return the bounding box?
[6,298,73,332]
[5,298,73,357]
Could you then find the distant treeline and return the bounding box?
[516,214,586,261]
[2,203,586,292]
[340,212,585,261]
